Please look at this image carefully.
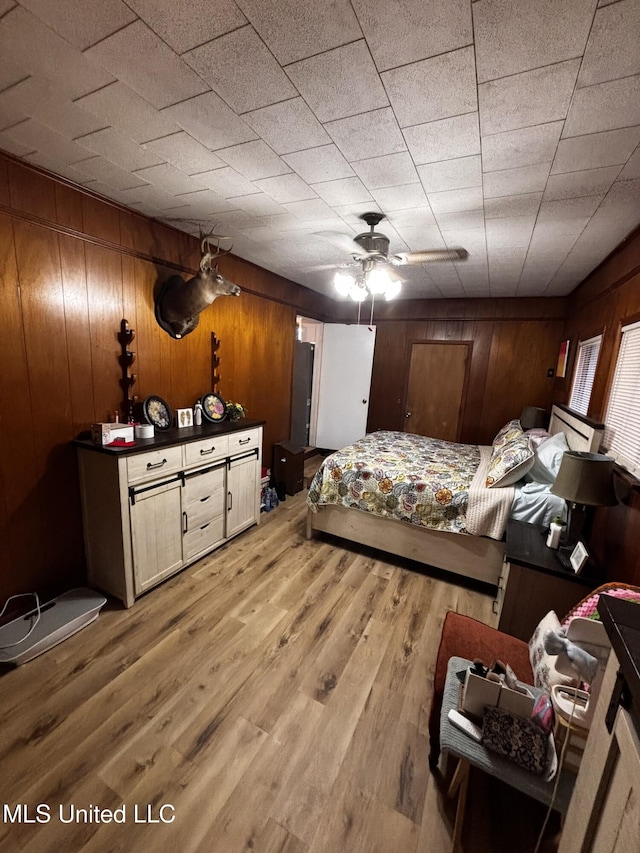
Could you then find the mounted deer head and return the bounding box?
[155,233,241,339]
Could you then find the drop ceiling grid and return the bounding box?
[0,0,638,300]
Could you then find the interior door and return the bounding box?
[315,324,376,449]
[403,341,471,441]
[290,341,314,447]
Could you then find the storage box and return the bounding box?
[91,423,135,446]
[462,668,535,719]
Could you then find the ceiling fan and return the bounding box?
[323,212,468,303]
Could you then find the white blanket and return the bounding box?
[465,445,514,539]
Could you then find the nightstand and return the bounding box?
[493,520,601,642]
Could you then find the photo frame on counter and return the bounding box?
[177,407,193,428]
[570,541,589,574]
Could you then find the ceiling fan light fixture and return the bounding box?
[349,280,368,302]
[384,278,402,300]
[366,267,391,295]
[334,271,355,296]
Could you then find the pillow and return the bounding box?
[486,434,534,487]
[527,431,570,484]
[525,428,551,451]
[492,419,524,451]
[528,610,578,693]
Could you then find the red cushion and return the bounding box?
[428,611,533,764]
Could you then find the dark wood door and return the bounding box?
[290,341,314,447]
[403,342,471,441]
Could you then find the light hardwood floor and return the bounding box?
[0,465,557,852]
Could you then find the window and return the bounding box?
[569,334,602,416]
[603,320,640,476]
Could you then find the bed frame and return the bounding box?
[305,405,604,587]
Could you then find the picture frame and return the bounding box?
[556,339,570,379]
[570,541,589,574]
[177,407,193,429]
[142,395,172,431]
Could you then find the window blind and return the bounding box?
[569,335,602,416]
[603,320,640,476]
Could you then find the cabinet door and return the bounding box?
[226,452,259,539]
[130,478,183,595]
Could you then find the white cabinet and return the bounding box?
[77,424,262,607]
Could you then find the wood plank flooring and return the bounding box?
[0,468,558,852]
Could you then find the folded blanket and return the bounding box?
[465,445,513,539]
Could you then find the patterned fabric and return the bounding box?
[528,610,577,692]
[561,583,640,627]
[492,419,524,450]
[486,434,534,487]
[306,430,480,534]
[482,706,547,774]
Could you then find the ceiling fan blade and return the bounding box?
[398,248,469,264]
[313,230,365,255]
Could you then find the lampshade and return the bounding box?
[520,406,547,430]
[550,452,617,506]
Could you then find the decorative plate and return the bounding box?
[201,392,227,423]
[142,395,173,431]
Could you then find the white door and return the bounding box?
[315,324,376,449]
[226,452,259,538]
[130,477,184,595]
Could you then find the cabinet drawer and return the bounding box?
[227,427,260,456]
[183,515,225,560]
[127,445,183,484]
[184,468,225,528]
[183,465,225,506]
[184,434,229,468]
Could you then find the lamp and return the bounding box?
[520,406,547,430]
[334,266,401,303]
[550,451,617,546]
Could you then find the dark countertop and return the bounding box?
[599,594,640,719]
[74,418,265,457]
[506,520,599,587]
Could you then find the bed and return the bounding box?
[305,404,604,586]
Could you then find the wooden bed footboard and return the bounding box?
[306,505,504,587]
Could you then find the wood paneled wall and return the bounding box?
[0,153,334,603]
[556,227,640,587]
[364,299,566,445]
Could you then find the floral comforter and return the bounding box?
[306,430,481,535]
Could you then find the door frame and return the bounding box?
[401,339,474,441]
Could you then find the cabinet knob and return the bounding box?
[404,412,412,419]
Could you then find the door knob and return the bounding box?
[404,412,412,418]
[362,399,367,404]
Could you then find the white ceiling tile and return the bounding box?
[531,218,589,243]
[282,199,337,221]
[395,225,446,251]
[76,127,164,171]
[382,46,477,128]
[71,156,149,190]
[418,155,482,193]
[551,127,640,174]
[168,189,236,215]
[486,215,535,251]
[85,21,209,110]
[0,1,16,13]
[162,92,257,150]
[125,0,247,54]
[325,108,406,160]
[538,196,603,222]
[479,59,580,135]
[235,0,362,65]
[230,193,288,217]
[563,75,640,138]
[253,173,318,203]
[243,98,331,155]
[208,209,266,231]
[473,0,596,84]
[193,167,257,198]
[351,0,472,72]
[283,145,354,184]
[285,41,388,123]
[543,165,621,201]
[483,162,551,198]
[620,146,640,180]
[578,0,640,88]
[433,209,485,230]
[17,0,137,50]
[132,163,207,195]
[184,26,296,114]
[0,128,35,156]
[143,132,225,175]
[216,140,291,181]
[119,183,188,210]
[350,152,418,190]
[371,183,428,211]
[598,177,640,223]
[427,186,484,214]
[386,207,437,229]
[403,113,480,165]
[23,153,94,184]
[0,76,105,137]
[6,118,92,164]
[482,122,563,173]
[484,192,542,219]
[441,228,486,256]
[312,177,372,206]
[74,82,181,145]
[0,6,114,99]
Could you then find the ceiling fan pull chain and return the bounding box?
[369,294,375,326]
